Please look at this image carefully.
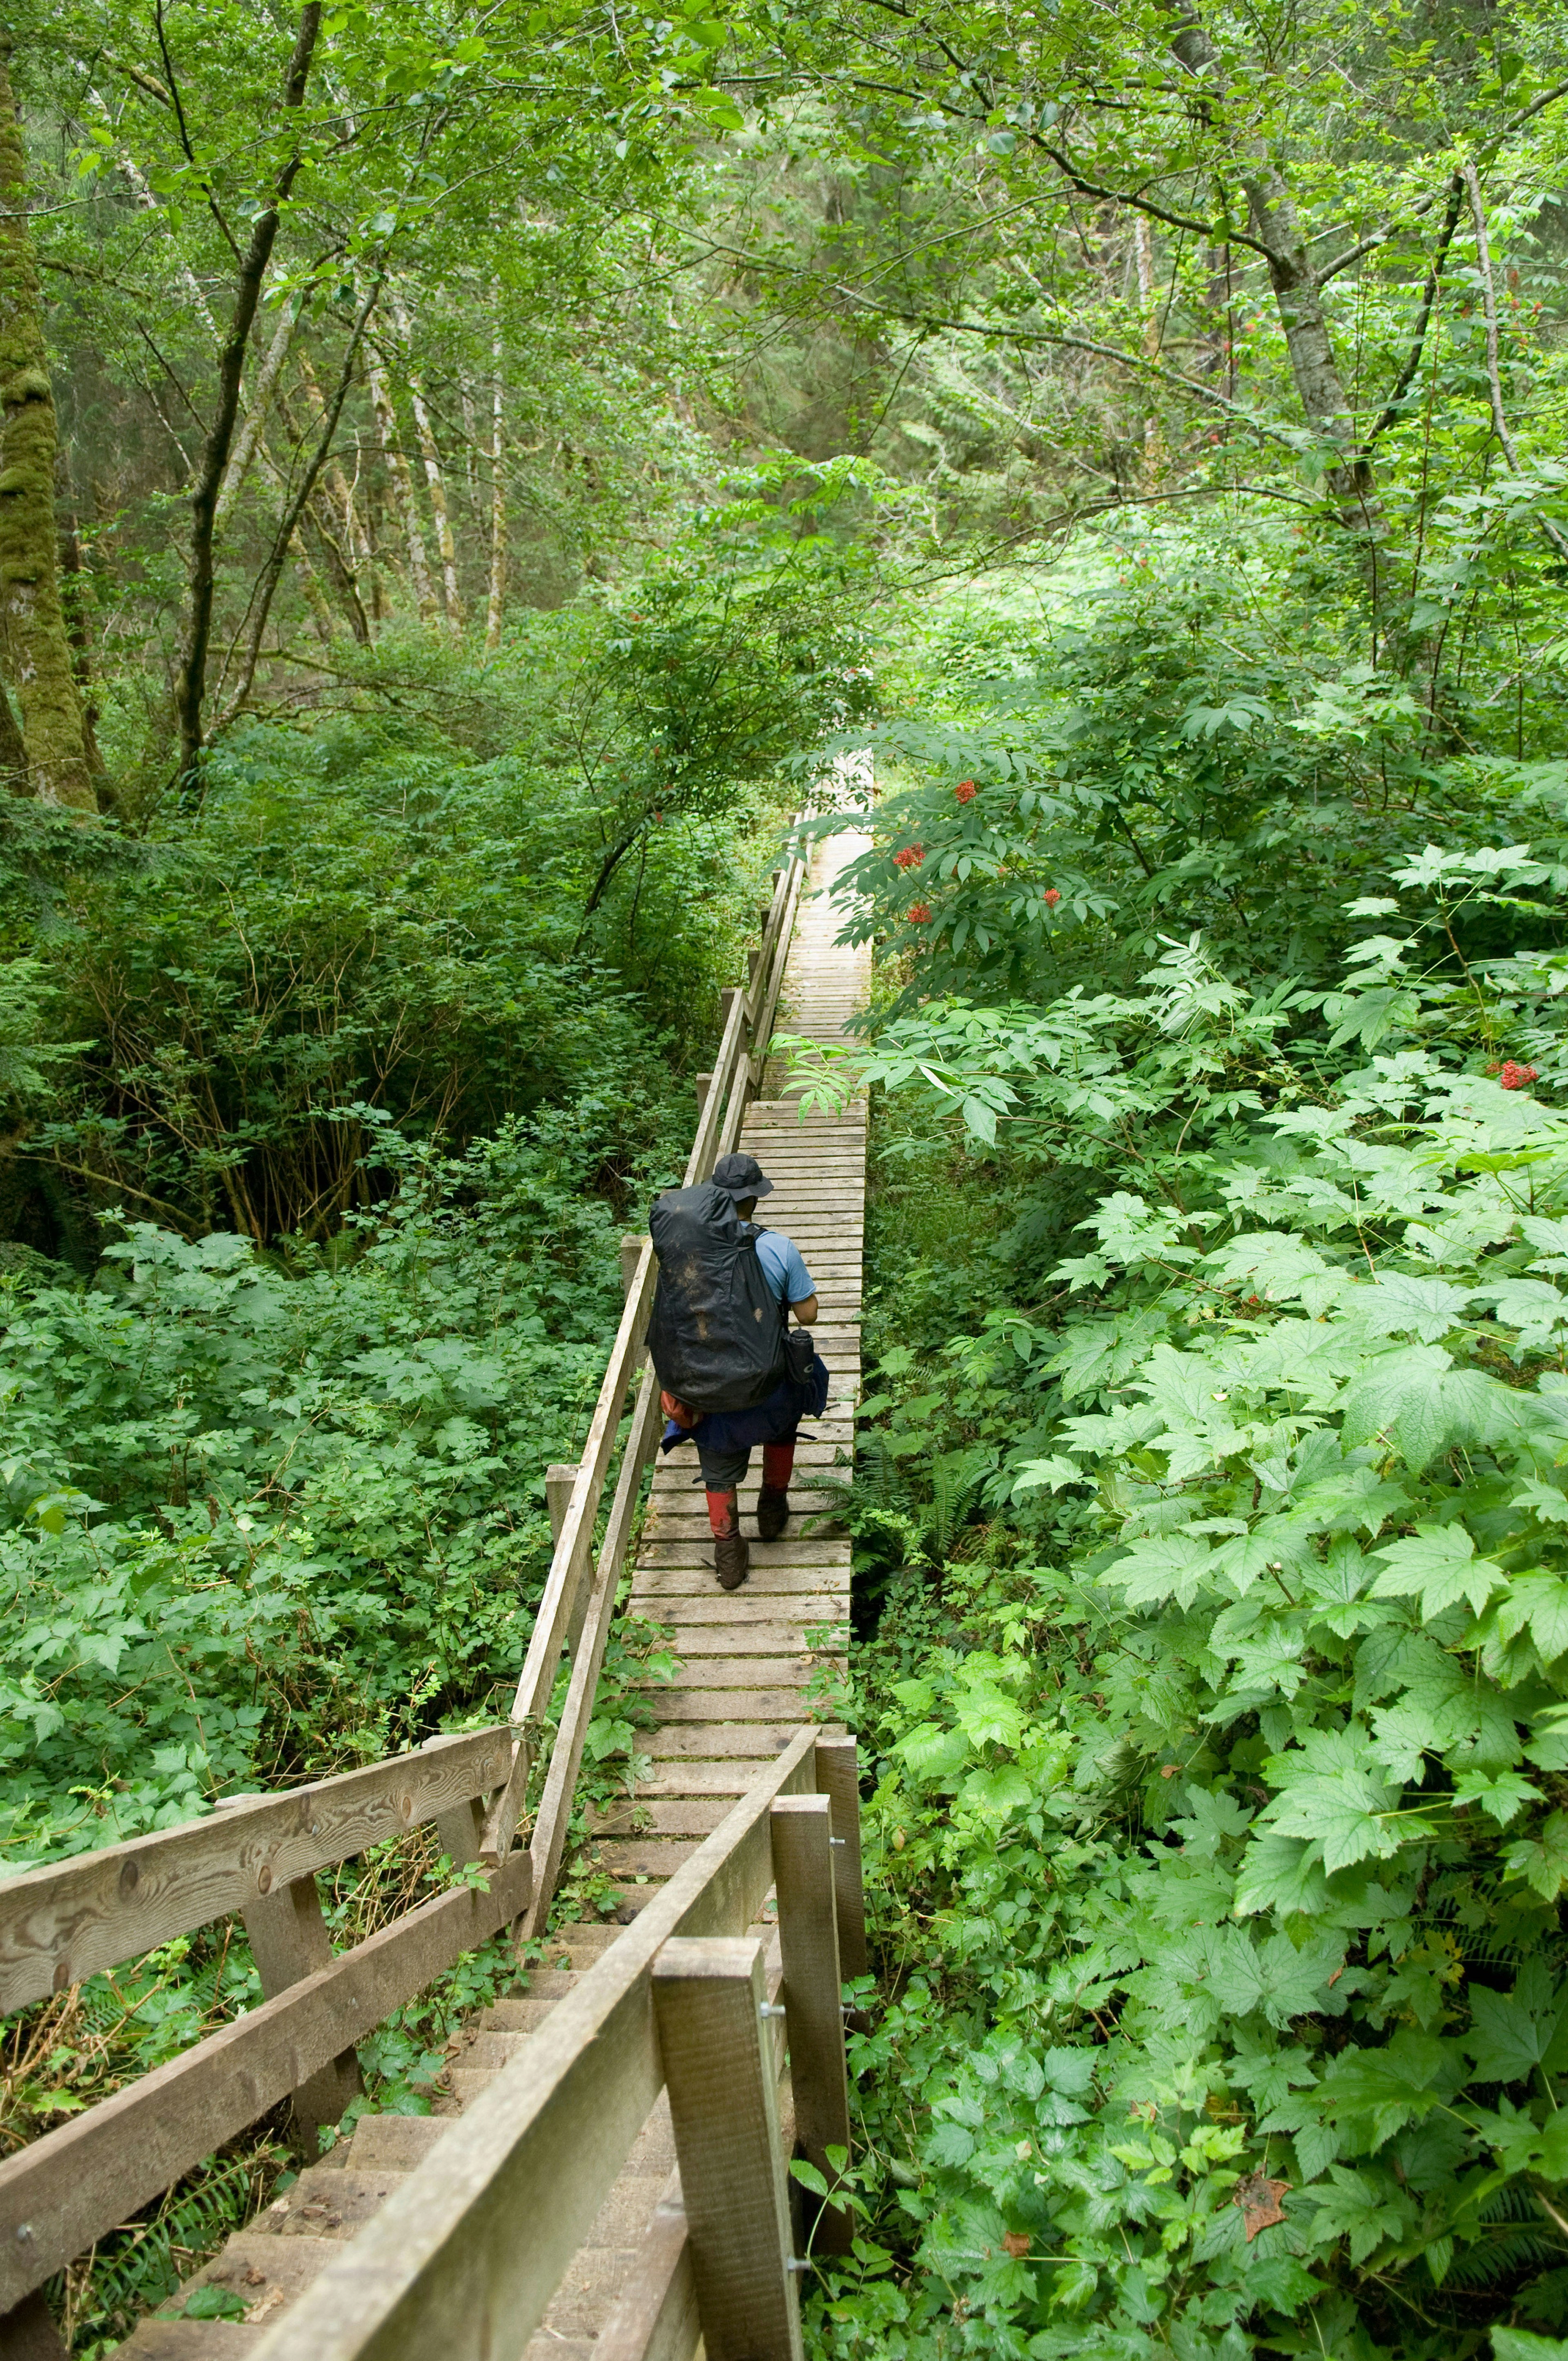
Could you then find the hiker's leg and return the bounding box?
[697,1443,752,1589]
[757,1430,797,1541]
[762,1439,795,1491]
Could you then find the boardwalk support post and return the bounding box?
[812,1736,869,1978]
[652,1934,804,2361]
[771,1795,854,2252]
[242,1872,361,2153]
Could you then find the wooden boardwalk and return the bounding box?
[110,823,871,2361]
[611,822,871,1861]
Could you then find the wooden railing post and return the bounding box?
[546,1463,595,1660]
[813,1737,869,1977]
[242,1873,361,2154]
[652,1935,804,2361]
[694,1070,713,1118]
[619,1233,642,1300]
[0,2292,67,2360]
[720,984,748,1041]
[771,1797,853,2253]
[545,1464,578,1546]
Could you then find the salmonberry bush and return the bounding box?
[788,542,1568,2360]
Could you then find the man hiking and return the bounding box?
[647,1149,828,1593]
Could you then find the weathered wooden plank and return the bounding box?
[519,1369,663,1940]
[0,1851,532,2312]
[664,1627,846,1657]
[243,1873,362,2153]
[770,1801,852,2252]
[651,1939,802,2361]
[632,1763,755,1797]
[632,1568,851,1599]
[245,1730,818,2361]
[642,1659,823,1690]
[0,1730,510,2015]
[645,1724,814,1760]
[589,1838,702,1878]
[592,2179,699,2361]
[813,1739,869,1981]
[590,1799,734,1838]
[639,1541,849,1569]
[656,1690,828,1724]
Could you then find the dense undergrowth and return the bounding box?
[0,650,797,2348]
[794,523,1568,2361]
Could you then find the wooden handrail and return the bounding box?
[0,1728,510,2016]
[249,1727,866,2361]
[0,1735,524,2314]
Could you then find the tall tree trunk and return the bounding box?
[1133,216,1165,478]
[0,648,28,793]
[1239,162,1377,526]
[171,2,321,780]
[1165,9,1381,537]
[217,277,380,726]
[215,294,297,526]
[56,450,106,781]
[367,342,436,622]
[486,320,505,651]
[0,37,96,810]
[391,290,462,628]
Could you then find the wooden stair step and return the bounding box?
[343,2113,448,2172]
[590,1796,734,1835]
[254,2164,408,2242]
[645,1720,826,1757]
[118,2326,270,2357]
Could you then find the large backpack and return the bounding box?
[646,1183,785,1413]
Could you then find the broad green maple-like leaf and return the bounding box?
[1260,1762,1407,1875]
[895,1722,971,1787]
[1207,1927,1347,2028]
[1100,1533,1215,1608]
[958,1763,1034,1818]
[1232,1834,1334,1919]
[1472,1276,1568,1354]
[1340,1345,1497,1468]
[1492,1573,1568,1664]
[1493,2330,1568,2361]
[1465,1973,1564,2083]
[1451,1768,1542,1825]
[1503,1810,1568,1900]
[1300,2161,1412,2261]
[1318,2029,1452,2149]
[1370,1525,1505,1619]
[1350,1271,1474,1343]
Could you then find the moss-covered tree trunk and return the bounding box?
[0,34,95,811]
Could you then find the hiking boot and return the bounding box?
[756,1486,790,1541]
[715,1531,751,1591]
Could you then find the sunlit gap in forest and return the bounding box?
[2,0,1568,2352]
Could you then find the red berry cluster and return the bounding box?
[1498,1060,1540,1090]
[955,779,977,804]
[893,843,924,870]
[907,902,933,925]
[1043,887,1062,908]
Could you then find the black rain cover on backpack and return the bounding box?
[647,1183,785,1413]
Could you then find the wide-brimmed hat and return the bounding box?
[710,1151,774,1201]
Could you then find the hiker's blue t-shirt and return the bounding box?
[755,1229,815,1305]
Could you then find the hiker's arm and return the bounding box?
[791,1292,819,1325]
